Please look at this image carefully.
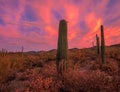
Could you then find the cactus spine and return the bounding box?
[56,19,68,74]
[101,25,105,63]
[96,34,100,55]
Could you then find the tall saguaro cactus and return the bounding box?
[56,19,68,74]
[96,34,100,55]
[101,25,105,63]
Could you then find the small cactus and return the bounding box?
[2,48,4,57]
[2,48,7,57]
[101,25,105,63]
[96,34,100,55]
[56,19,68,74]
[21,46,24,57]
[92,41,94,48]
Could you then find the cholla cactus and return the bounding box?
[56,19,68,74]
[101,25,105,63]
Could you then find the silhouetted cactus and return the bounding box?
[101,25,105,63]
[96,34,100,55]
[92,41,94,47]
[21,46,24,57]
[5,49,7,56]
[2,48,7,57]
[56,19,68,74]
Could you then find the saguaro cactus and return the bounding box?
[96,34,100,55]
[101,25,105,63]
[56,19,68,74]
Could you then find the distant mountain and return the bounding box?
[110,43,120,47]
[48,49,56,52]
[25,43,120,54]
[25,51,37,54]
[69,48,80,52]
[25,50,47,54]
[37,51,46,53]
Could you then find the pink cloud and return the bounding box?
[0,0,120,51]
[0,26,19,38]
[105,26,120,45]
[79,12,103,46]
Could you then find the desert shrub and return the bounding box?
[106,47,120,60]
[63,69,119,92]
[41,62,57,77]
[30,75,63,92]
[90,62,101,70]
[0,54,25,80]
[26,63,63,92]
[101,61,119,75]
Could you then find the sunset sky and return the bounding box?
[0,0,120,51]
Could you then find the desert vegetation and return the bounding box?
[0,20,120,92]
[0,46,120,92]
